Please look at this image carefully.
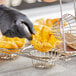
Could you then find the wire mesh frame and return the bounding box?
[31,48,61,69]
[53,0,76,55]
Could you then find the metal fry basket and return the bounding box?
[53,0,76,57]
[31,48,61,69]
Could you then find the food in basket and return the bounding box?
[43,0,57,2]
[31,18,61,52]
[56,42,76,51]
[65,33,76,50]
[0,36,26,54]
[35,18,66,27]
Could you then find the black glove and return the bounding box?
[0,5,35,40]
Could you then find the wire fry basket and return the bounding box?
[31,48,61,69]
[53,0,76,58]
[0,48,19,60]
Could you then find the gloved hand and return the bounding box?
[0,5,35,40]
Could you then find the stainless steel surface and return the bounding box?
[0,56,76,76]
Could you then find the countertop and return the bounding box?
[0,56,76,76]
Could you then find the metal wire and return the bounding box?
[31,49,60,69]
[74,0,76,17]
[53,13,76,51]
[60,0,66,52]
